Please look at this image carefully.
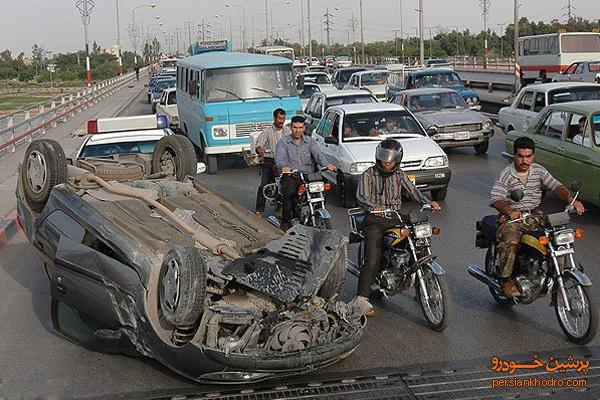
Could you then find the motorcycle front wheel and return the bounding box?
[554,276,599,345]
[416,267,451,332]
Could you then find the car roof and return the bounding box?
[353,70,389,76]
[301,72,328,76]
[545,100,600,114]
[401,87,460,95]
[520,81,600,93]
[84,129,169,145]
[327,103,406,114]
[322,90,375,98]
[410,69,456,76]
[177,51,292,69]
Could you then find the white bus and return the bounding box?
[518,32,600,84]
[254,46,295,61]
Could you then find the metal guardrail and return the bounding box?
[0,70,141,157]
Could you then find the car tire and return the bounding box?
[474,141,489,154]
[318,250,347,299]
[21,139,67,213]
[430,187,447,201]
[152,135,197,181]
[159,246,206,328]
[206,155,218,175]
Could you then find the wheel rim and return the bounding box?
[161,259,181,313]
[557,279,590,339]
[420,269,444,325]
[160,147,178,175]
[27,150,47,194]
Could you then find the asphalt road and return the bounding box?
[1,79,599,399]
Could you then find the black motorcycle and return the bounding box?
[468,182,598,344]
[348,205,451,331]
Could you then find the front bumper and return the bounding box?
[344,167,451,193]
[432,130,494,149]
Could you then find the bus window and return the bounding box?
[530,38,539,55]
[540,37,548,54]
[523,39,530,56]
[561,34,600,53]
[548,36,559,54]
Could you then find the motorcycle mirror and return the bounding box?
[510,189,524,202]
[571,180,582,192]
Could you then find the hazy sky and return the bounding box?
[0,0,597,56]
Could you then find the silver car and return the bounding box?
[497,82,600,133]
[553,61,600,83]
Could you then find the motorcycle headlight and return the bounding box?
[414,223,432,238]
[212,126,229,138]
[424,156,448,168]
[308,181,324,192]
[483,121,492,130]
[554,229,575,245]
[349,162,374,174]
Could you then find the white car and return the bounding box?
[307,57,321,66]
[299,72,337,92]
[497,82,600,133]
[155,87,179,130]
[311,103,451,207]
[343,70,390,101]
[334,56,353,68]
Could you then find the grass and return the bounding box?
[0,95,55,113]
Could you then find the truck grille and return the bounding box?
[401,160,422,169]
[439,123,481,133]
[235,121,272,138]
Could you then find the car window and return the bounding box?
[300,84,320,99]
[538,111,566,140]
[592,114,600,146]
[331,114,341,141]
[517,91,534,110]
[167,90,176,105]
[574,64,584,74]
[566,113,588,146]
[318,112,335,137]
[43,211,85,243]
[564,63,578,74]
[408,92,467,111]
[549,86,600,104]
[533,92,545,112]
[313,97,324,117]
[589,62,600,72]
[342,111,424,141]
[80,140,159,157]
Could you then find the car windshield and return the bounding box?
[414,72,462,88]
[338,56,351,61]
[361,72,389,85]
[156,80,175,91]
[342,111,424,141]
[408,92,467,111]
[325,94,376,107]
[548,87,600,104]
[338,68,364,83]
[204,64,297,103]
[81,140,159,157]
[593,114,600,146]
[303,74,331,84]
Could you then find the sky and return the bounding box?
[0,0,597,56]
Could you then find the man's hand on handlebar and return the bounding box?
[574,200,585,215]
[325,163,336,172]
[256,146,265,157]
[430,201,441,212]
[509,210,522,220]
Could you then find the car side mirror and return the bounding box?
[470,105,482,111]
[197,162,207,174]
[571,180,582,192]
[297,75,305,90]
[324,136,338,145]
[510,189,525,202]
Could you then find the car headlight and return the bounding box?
[349,162,374,174]
[212,126,229,138]
[424,156,448,168]
[414,223,432,238]
[554,229,575,245]
[465,97,473,104]
[483,121,492,130]
[471,97,479,104]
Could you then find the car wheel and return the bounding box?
[152,135,197,181]
[159,246,206,327]
[206,155,218,175]
[430,187,447,201]
[21,139,67,213]
[474,141,489,154]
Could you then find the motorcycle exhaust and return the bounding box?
[468,265,502,292]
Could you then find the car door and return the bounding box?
[321,112,343,179]
[531,109,568,183]
[513,90,536,130]
[312,110,336,163]
[308,95,325,134]
[560,63,579,82]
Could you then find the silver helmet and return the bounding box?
[375,139,403,175]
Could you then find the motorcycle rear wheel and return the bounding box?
[554,276,599,345]
[416,268,451,332]
[485,248,515,308]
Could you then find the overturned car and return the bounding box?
[16,135,364,383]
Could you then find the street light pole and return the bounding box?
[265,0,269,44]
[418,0,424,64]
[115,0,123,75]
[497,23,506,58]
[226,3,246,50]
[216,15,233,48]
[514,0,520,92]
[130,4,157,66]
[359,0,365,64]
[76,0,94,86]
[308,0,312,61]
[300,0,305,56]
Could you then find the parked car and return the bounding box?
[334,56,353,68]
[299,82,321,109]
[324,55,336,68]
[150,78,176,113]
[303,90,378,134]
[403,69,479,106]
[156,87,179,130]
[16,133,364,383]
[308,65,328,75]
[299,72,336,91]
[553,61,600,83]
[392,88,494,153]
[504,101,600,207]
[311,103,451,207]
[497,82,600,133]
[331,67,366,89]
[344,70,390,101]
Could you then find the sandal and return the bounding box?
[350,296,376,317]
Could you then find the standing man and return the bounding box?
[275,116,336,231]
[135,64,140,81]
[255,108,291,216]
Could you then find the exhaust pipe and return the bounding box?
[468,265,501,292]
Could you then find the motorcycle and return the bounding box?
[348,205,451,331]
[468,182,598,344]
[263,168,333,230]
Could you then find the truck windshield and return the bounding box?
[204,64,297,103]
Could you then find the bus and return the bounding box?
[518,32,600,85]
[177,41,302,174]
[254,46,295,61]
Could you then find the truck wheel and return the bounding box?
[159,246,206,327]
[152,135,197,181]
[21,139,67,213]
[474,140,489,154]
[430,187,447,201]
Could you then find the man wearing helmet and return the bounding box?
[355,139,441,316]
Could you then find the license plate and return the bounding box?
[408,174,416,184]
[454,131,470,140]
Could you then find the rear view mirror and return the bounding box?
[197,162,206,174]
[510,189,525,202]
[571,180,582,192]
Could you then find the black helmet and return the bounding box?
[375,139,403,176]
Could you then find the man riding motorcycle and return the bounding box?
[275,115,336,231]
[490,136,585,297]
[355,139,441,316]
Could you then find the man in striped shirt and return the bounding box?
[355,139,440,315]
[490,136,585,297]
